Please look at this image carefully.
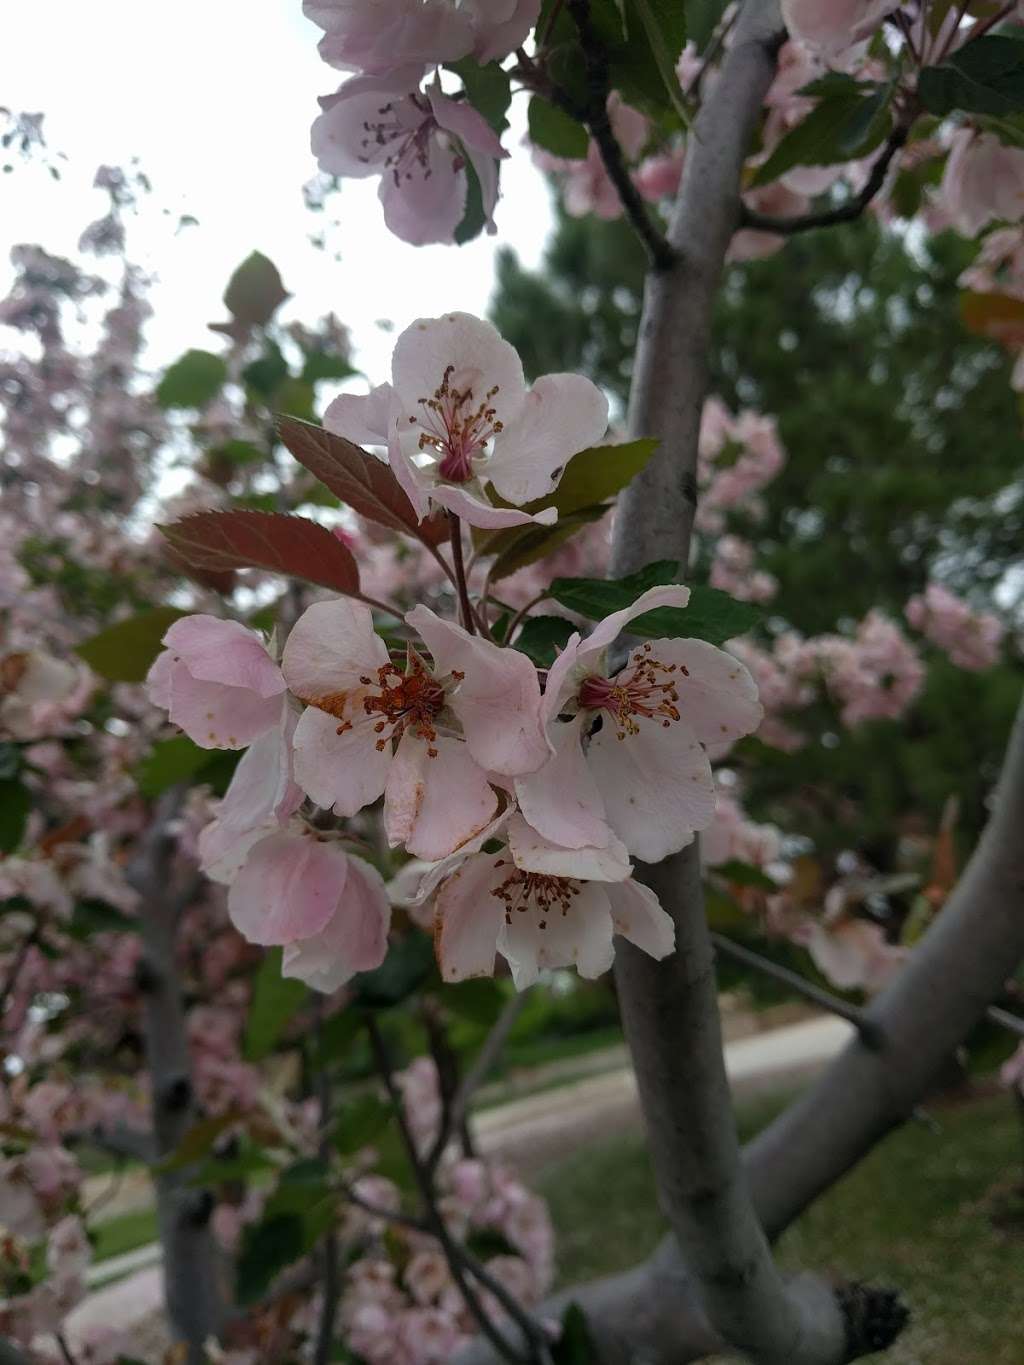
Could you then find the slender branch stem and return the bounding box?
[448,513,478,636]
[739,123,910,236]
[505,593,551,645]
[354,590,406,620]
[987,1004,1024,1039]
[366,1017,526,1365]
[710,932,885,1048]
[55,1334,78,1365]
[337,1178,431,1233]
[426,990,532,1176]
[0,925,38,1019]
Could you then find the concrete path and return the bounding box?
[474,1013,852,1171]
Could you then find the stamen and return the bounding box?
[362,657,446,752]
[409,365,503,483]
[577,642,682,739]
[490,863,582,927]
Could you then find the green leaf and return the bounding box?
[486,505,609,582]
[68,899,137,938]
[628,0,690,123]
[455,156,488,247]
[156,349,228,409]
[244,949,307,1061]
[550,438,658,516]
[513,616,577,668]
[75,606,188,683]
[444,977,508,1028]
[713,859,779,891]
[0,742,22,781]
[546,565,759,645]
[135,736,211,798]
[629,587,761,645]
[552,1302,599,1365]
[919,34,1024,118]
[0,780,30,854]
[207,439,266,468]
[685,0,728,51]
[160,1111,245,1172]
[528,96,589,158]
[223,251,289,329]
[313,1009,363,1067]
[264,1158,331,1216]
[332,1094,391,1155]
[751,91,891,187]
[242,342,289,400]
[354,932,436,1008]
[301,350,357,384]
[237,1213,308,1304]
[448,59,513,132]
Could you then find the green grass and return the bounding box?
[536,1090,1024,1365]
[92,1207,159,1264]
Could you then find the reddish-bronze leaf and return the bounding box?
[276,415,448,549]
[163,544,238,596]
[159,510,360,595]
[960,291,1024,348]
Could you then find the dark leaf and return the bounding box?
[713,859,779,891]
[354,931,436,1008]
[752,90,891,187]
[448,59,513,132]
[0,780,30,854]
[513,615,577,668]
[443,977,508,1027]
[552,1303,599,1365]
[0,742,22,781]
[156,349,227,410]
[75,606,188,683]
[135,736,212,798]
[244,949,307,1061]
[455,156,487,247]
[68,899,137,938]
[159,1111,245,1172]
[242,342,290,400]
[919,34,1024,117]
[223,251,289,329]
[159,509,361,595]
[237,1213,307,1304]
[276,417,448,548]
[301,350,357,384]
[528,96,589,158]
[486,505,609,582]
[332,1094,391,1155]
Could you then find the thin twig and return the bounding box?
[355,590,406,620]
[0,926,39,1018]
[448,512,478,636]
[366,1017,531,1365]
[55,1335,77,1365]
[426,990,532,1176]
[337,1177,431,1233]
[710,932,886,1049]
[505,592,552,645]
[987,1004,1024,1039]
[739,123,911,237]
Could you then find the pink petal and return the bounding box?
[427,483,558,529]
[282,854,391,994]
[406,605,549,776]
[514,715,611,850]
[161,615,285,698]
[324,382,395,446]
[640,638,762,758]
[160,658,285,750]
[384,733,498,860]
[580,583,692,666]
[487,374,609,506]
[540,631,584,722]
[391,313,526,433]
[311,76,419,178]
[586,717,715,862]
[281,598,389,703]
[291,705,391,816]
[434,851,508,982]
[228,829,350,946]
[605,879,675,959]
[506,812,630,881]
[387,429,432,521]
[393,804,513,907]
[497,882,615,989]
[379,133,468,246]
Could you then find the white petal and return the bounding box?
[384,732,498,861]
[497,882,615,989]
[488,374,609,505]
[605,879,675,960]
[514,714,611,849]
[324,382,395,447]
[391,312,527,434]
[506,812,630,882]
[291,705,390,816]
[433,851,508,982]
[641,638,763,758]
[282,598,389,702]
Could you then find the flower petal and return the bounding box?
[579,584,691,667]
[488,374,609,506]
[427,483,557,529]
[391,313,527,433]
[228,829,350,946]
[605,879,675,960]
[379,133,468,246]
[434,851,508,982]
[497,882,615,989]
[586,716,715,862]
[291,705,390,816]
[514,715,611,849]
[406,605,549,776]
[324,382,395,447]
[282,854,391,994]
[161,660,284,749]
[506,812,630,881]
[161,615,285,697]
[384,732,498,860]
[642,638,762,758]
[281,598,389,703]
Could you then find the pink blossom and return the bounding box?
[800,912,907,993]
[940,128,1024,236]
[905,582,1004,671]
[433,816,674,989]
[326,312,607,528]
[312,79,507,246]
[780,0,892,55]
[517,585,762,862]
[1001,1042,1024,1095]
[730,181,811,261]
[818,611,925,726]
[282,597,547,858]
[709,535,778,603]
[537,96,649,221]
[635,150,684,202]
[0,648,81,739]
[146,614,286,750]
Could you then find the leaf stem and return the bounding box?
[448,512,478,636]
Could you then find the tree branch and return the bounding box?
[738,124,910,236]
[127,789,225,1365]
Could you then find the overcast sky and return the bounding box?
[0,0,554,377]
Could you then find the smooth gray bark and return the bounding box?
[129,791,225,1364]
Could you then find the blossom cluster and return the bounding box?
[305,0,539,243]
